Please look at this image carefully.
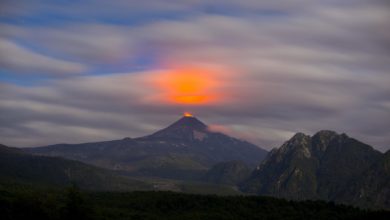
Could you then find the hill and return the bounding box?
[0,144,152,191]
[203,160,251,185]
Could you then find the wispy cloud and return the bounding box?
[0,0,389,151]
[0,38,87,75]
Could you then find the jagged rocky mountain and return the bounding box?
[241,130,389,209]
[25,115,267,180]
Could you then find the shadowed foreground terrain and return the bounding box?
[1,185,389,220]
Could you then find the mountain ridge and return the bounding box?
[25,115,268,180]
[241,130,387,209]
[0,144,152,191]
[6,124,390,209]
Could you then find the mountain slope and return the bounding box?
[203,160,251,185]
[26,115,267,180]
[0,144,152,191]
[241,130,386,208]
[145,115,208,140]
[342,150,390,209]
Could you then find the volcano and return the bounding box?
[26,115,268,180]
[144,114,208,141]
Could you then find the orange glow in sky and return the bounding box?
[155,67,219,105]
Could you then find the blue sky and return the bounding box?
[1,0,389,151]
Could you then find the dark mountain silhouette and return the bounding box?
[0,144,152,191]
[0,143,241,194]
[25,115,267,180]
[241,130,389,209]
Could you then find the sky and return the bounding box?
[0,0,389,151]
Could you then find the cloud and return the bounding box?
[0,24,136,65]
[28,24,135,64]
[1,66,389,152]
[0,38,87,75]
[0,0,389,151]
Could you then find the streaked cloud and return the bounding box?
[0,38,87,75]
[0,0,389,151]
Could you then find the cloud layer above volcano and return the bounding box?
[1,0,389,151]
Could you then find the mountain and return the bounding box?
[145,115,208,140]
[203,160,251,185]
[343,150,390,209]
[25,115,267,180]
[0,144,152,191]
[241,130,388,209]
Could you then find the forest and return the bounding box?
[1,184,389,220]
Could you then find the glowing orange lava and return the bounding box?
[155,67,219,105]
[184,112,193,117]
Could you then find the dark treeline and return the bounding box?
[1,185,389,220]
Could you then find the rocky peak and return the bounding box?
[312,130,339,152]
[314,130,338,138]
[278,132,311,157]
